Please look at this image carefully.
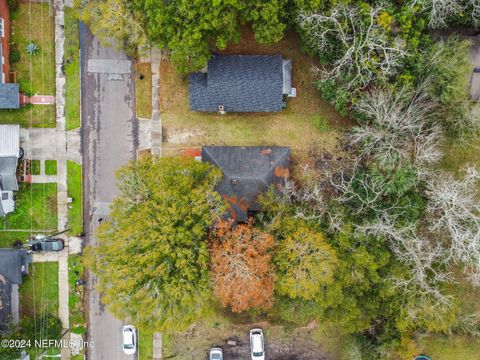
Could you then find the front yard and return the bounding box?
[160,29,351,173]
[0,183,58,231]
[20,262,59,318]
[0,2,56,127]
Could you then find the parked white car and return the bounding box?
[209,347,223,360]
[122,325,137,355]
[249,328,265,360]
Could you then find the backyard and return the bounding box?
[0,2,56,127]
[159,28,351,173]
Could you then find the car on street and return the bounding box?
[250,329,265,360]
[122,325,137,355]
[209,347,223,360]
[29,237,64,252]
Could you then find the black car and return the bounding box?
[30,238,65,252]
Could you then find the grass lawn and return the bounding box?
[0,183,57,231]
[160,28,351,172]
[10,2,55,95]
[416,335,480,359]
[45,160,57,175]
[29,160,40,175]
[20,262,59,318]
[0,231,33,247]
[65,7,81,130]
[67,161,83,236]
[0,104,56,128]
[135,62,153,119]
[139,331,153,360]
[440,136,480,176]
[69,255,86,334]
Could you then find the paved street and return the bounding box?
[80,23,137,360]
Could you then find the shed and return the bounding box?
[202,146,290,222]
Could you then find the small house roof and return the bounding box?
[0,84,20,109]
[202,146,290,221]
[0,125,20,192]
[189,55,285,112]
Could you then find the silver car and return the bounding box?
[209,347,223,360]
[250,329,265,360]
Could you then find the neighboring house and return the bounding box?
[189,55,294,113]
[0,0,19,109]
[0,248,31,334]
[0,124,21,217]
[202,146,290,221]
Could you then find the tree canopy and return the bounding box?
[210,219,275,313]
[86,156,224,331]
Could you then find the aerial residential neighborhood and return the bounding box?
[1,0,480,360]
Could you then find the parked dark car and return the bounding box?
[30,238,64,252]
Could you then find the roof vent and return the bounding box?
[218,105,226,115]
[231,179,238,185]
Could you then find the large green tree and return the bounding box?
[138,0,289,73]
[86,156,224,331]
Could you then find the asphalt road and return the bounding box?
[80,23,138,360]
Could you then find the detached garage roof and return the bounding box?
[0,84,19,109]
[202,146,290,222]
[190,55,291,112]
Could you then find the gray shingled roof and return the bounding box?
[0,84,20,109]
[202,146,290,222]
[0,125,19,193]
[189,55,284,112]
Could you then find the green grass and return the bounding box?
[139,330,153,360]
[0,104,56,128]
[29,160,40,175]
[441,136,480,176]
[64,8,81,130]
[10,3,55,95]
[67,161,83,236]
[20,262,59,318]
[0,231,33,247]
[45,160,57,175]
[69,255,86,334]
[0,183,57,231]
[135,62,152,119]
[416,335,480,359]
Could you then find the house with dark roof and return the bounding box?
[0,0,19,109]
[0,248,31,334]
[0,124,21,217]
[189,55,294,113]
[202,146,290,221]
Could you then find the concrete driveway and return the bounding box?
[80,22,138,360]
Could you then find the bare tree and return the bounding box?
[426,167,480,284]
[410,0,480,28]
[358,217,452,307]
[297,4,408,90]
[350,86,444,169]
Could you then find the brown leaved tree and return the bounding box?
[210,219,275,313]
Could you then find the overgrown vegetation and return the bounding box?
[69,255,86,335]
[82,0,480,357]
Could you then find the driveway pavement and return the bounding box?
[80,22,137,360]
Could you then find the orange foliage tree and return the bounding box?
[210,219,275,313]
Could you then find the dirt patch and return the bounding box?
[164,319,335,360]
